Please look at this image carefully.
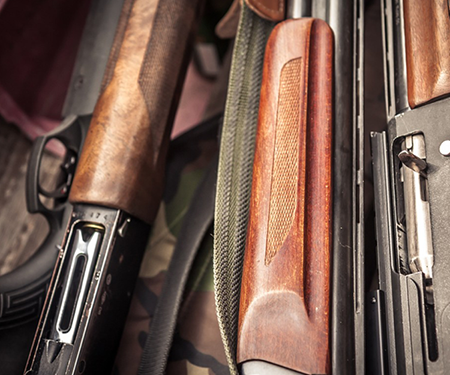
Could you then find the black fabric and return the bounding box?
[0,319,37,374]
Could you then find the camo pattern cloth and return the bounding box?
[113,118,229,375]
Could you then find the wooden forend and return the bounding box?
[404,0,450,108]
[237,18,333,375]
[69,0,200,224]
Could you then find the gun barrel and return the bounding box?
[286,0,312,19]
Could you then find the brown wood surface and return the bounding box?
[245,0,285,21]
[69,0,201,224]
[404,0,450,108]
[237,18,333,375]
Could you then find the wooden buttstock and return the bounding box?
[69,0,202,224]
[237,18,333,375]
[404,0,450,108]
[245,0,285,21]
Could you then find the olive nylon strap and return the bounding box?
[213,5,274,375]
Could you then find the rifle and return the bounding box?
[23,0,203,373]
[369,0,450,373]
[236,0,364,374]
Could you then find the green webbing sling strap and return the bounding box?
[136,4,275,374]
[213,5,274,375]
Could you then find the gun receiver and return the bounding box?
[237,16,333,375]
[370,0,450,373]
[24,0,203,373]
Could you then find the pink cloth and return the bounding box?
[0,0,91,154]
[172,63,214,138]
[0,0,212,154]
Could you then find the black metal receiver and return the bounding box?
[24,205,150,374]
[0,0,124,329]
[369,0,450,373]
[370,103,450,374]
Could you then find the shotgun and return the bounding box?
[23,0,203,373]
[369,0,450,373]
[237,3,333,375]
[236,0,364,373]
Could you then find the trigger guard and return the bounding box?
[26,115,89,217]
[0,115,91,329]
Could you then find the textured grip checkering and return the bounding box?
[139,0,201,166]
[266,58,303,265]
[100,0,135,94]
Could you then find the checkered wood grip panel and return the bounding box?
[266,58,303,265]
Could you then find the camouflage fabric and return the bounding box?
[113,117,229,375]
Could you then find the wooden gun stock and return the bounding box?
[404,0,450,108]
[237,18,333,375]
[69,0,202,224]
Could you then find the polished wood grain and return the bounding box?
[245,0,285,21]
[237,18,333,375]
[69,0,201,224]
[404,0,450,108]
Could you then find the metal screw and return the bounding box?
[371,297,377,304]
[439,140,450,156]
[118,218,131,237]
